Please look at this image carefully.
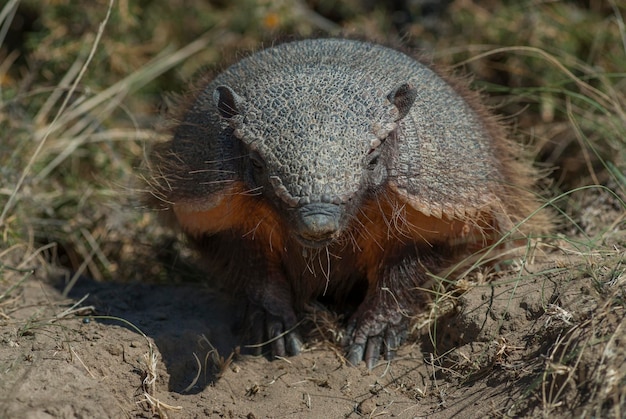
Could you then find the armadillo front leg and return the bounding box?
[244,264,304,358]
[345,248,437,369]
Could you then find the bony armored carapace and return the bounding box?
[145,38,551,369]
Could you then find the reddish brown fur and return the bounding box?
[174,183,285,247]
[173,182,500,301]
[353,192,495,277]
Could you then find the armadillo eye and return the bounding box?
[249,152,265,171]
[367,149,381,168]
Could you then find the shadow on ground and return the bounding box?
[59,275,244,394]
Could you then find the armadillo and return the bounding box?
[146,38,549,368]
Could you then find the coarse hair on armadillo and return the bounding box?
[442,73,550,233]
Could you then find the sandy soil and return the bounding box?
[2,194,624,419]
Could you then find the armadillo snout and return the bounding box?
[294,203,342,247]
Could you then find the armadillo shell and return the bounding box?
[173,39,505,219]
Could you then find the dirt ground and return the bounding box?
[1,187,624,419]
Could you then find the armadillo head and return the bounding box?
[213,71,416,248]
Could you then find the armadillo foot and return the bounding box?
[242,303,303,358]
[345,310,408,369]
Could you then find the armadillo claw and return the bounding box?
[346,334,388,369]
[346,341,365,367]
[285,331,304,356]
[345,316,408,369]
[383,327,405,361]
[364,335,383,369]
[265,313,303,358]
[240,304,302,357]
[266,314,287,357]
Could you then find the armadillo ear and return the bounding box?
[387,83,417,121]
[213,85,245,119]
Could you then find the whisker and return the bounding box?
[355,205,384,252]
[318,246,331,296]
[242,218,263,240]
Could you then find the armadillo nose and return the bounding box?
[296,203,342,245]
[301,213,339,237]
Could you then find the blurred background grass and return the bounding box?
[0,0,624,285]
